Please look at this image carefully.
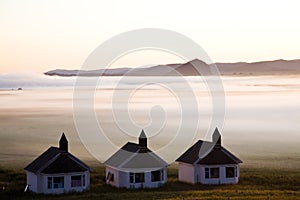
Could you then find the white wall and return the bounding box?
[119,170,129,188]
[178,163,195,184]
[25,171,38,193]
[106,166,120,187]
[85,171,90,190]
[38,172,90,194]
[106,166,167,189]
[142,167,167,188]
[196,164,239,185]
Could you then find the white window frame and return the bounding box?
[129,172,145,183]
[71,174,86,187]
[225,166,237,178]
[151,169,164,182]
[47,176,64,189]
[204,167,220,179]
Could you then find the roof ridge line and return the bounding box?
[220,147,243,163]
[117,149,140,169]
[193,144,214,164]
[37,152,62,173]
[67,153,92,171]
[148,151,168,166]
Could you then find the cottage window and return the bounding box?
[210,168,219,178]
[204,167,219,179]
[129,172,134,183]
[151,170,163,182]
[129,172,145,183]
[226,167,236,178]
[135,172,145,183]
[205,168,209,179]
[47,176,64,189]
[71,175,85,187]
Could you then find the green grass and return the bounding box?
[0,166,299,200]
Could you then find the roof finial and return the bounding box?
[59,132,68,152]
[212,128,221,148]
[139,129,147,148]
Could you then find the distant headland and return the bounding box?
[44,59,300,77]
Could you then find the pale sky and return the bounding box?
[0,0,300,73]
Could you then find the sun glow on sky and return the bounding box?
[0,0,300,73]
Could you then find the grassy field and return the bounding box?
[0,165,299,200]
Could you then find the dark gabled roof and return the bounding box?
[24,146,91,174]
[24,147,61,173]
[104,142,168,172]
[197,146,243,165]
[176,140,242,165]
[41,153,89,173]
[121,142,151,153]
[176,140,214,164]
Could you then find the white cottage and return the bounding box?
[104,130,168,189]
[176,128,242,185]
[24,133,91,194]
